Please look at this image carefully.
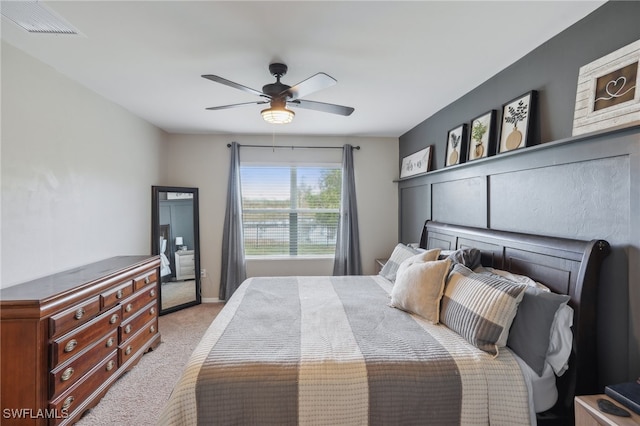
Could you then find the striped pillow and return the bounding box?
[379,244,420,282]
[440,263,527,355]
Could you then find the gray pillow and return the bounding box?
[379,244,420,282]
[507,286,570,376]
[438,248,482,270]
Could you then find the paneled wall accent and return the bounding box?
[398,127,640,388]
[432,177,486,229]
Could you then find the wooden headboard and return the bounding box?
[419,220,610,421]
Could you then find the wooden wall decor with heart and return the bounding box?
[573,38,640,136]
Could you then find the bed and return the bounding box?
[159,221,610,425]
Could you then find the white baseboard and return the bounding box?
[201,297,222,303]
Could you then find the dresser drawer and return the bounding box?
[121,283,158,320]
[120,301,158,343]
[49,329,118,399]
[49,351,119,425]
[119,318,158,366]
[49,296,101,338]
[133,270,158,291]
[100,280,134,309]
[51,305,121,367]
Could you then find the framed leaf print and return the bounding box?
[498,90,537,153]
[445,124,468,167]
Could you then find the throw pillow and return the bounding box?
[440,263,527,355]
[390,259,451,323]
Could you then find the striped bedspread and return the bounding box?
[159,275,531,425]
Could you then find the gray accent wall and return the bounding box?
[399,1,640,388]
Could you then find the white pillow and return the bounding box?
[389,259,451,323]
[476,266,550,291]
[546,303,574,376]
[395,249,441,279]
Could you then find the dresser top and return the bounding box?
[0,256,158,303]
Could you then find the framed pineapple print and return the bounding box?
[468,110,496,161]
[498,90,537,153]
[445,124,468,167]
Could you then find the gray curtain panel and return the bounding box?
[219,141,247,301]
[333,144,362,275]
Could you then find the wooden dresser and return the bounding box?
[0,256,161,425]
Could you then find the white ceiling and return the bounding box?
[1,1,606,137]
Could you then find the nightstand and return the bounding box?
[575,394,640,425]
[175,249,196,280]
[375,258,387,274]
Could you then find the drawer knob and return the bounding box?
[149,289,156,297]
[125,303,133,313]
[145,276,150,284]
[150,307,156,315]
[106,337,115,348]
[125,345,132,356]
[124,324,132,334]
[62,396,74,411]
[110,314,119,324]
[150,325,156,333]
[116,289,123,299]
[74,308,85,320]
[106,360,115,371]
[64,339,78,353]
[61,367,74,382]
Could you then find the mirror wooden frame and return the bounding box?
[151,185,201,315]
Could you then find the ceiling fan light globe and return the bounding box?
[261,107,295,124]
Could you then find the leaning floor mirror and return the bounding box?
[151,186,201,315]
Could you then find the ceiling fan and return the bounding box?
[202,63,355,124]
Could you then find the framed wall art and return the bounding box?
[498,90,537,154]
[467,110,496,161]
[445,124,467,167]
[572,39,640,136]
[400,145,432,178]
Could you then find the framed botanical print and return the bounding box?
[498,90,537,153]
[445,124,468,167]
[467,110,496,161]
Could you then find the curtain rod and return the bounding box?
[227,143,360,150]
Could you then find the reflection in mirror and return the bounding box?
[152,186,201,315]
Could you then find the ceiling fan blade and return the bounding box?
[202,74,266,98]
[206,101,268,111]
[284,72,337,100]
[289,99,354,116]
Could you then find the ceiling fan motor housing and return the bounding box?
[263,63,291,99]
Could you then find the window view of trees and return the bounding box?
[241,166,342,256]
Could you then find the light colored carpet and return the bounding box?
[76,302,224,425]
[161,279,197,310]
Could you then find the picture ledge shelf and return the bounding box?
[394,123,640,182]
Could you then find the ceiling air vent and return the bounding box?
[1,1,79,34]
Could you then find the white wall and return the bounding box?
[164,134,399,301]
[1,42,166,288]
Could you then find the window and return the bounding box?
[240,165,341,257]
